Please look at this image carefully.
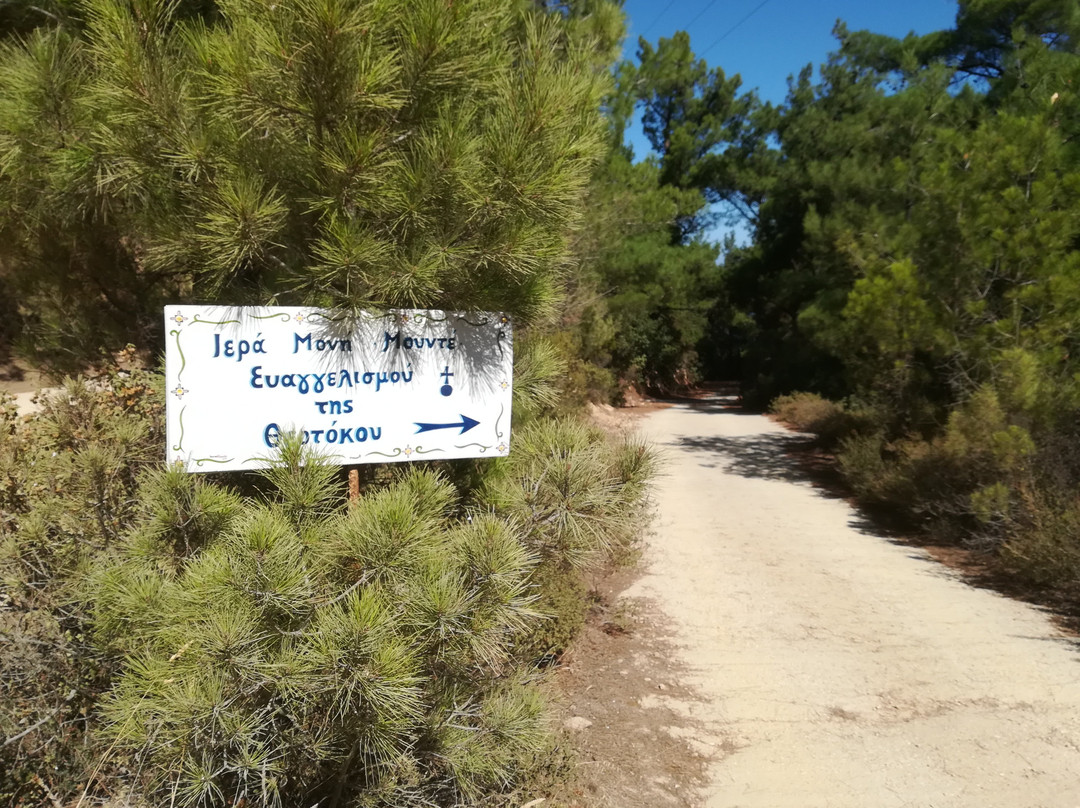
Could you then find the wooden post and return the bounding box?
[348,467,360,504]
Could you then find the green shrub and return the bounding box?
[480,418,656,659]
[769,391,873,446]
[482,418,655,568]
[515,558,588,663]
[2,370,657,806]
[771,391,840,430]
[1000,487,1080,592]
[833,387,1037,540]
[92,441,546,807]
[1,367,164,807]
[836,430,894,503]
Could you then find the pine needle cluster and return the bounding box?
[92,438,548,806]
[0,0,613,369]
[1,369,657,806]
[480,417,657,658]
[0,4,653,804]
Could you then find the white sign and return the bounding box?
[165,307,513,472]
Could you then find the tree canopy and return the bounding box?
[698,0,1080,597]
[0,0,615,369]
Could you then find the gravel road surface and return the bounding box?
[628,397,1080,808]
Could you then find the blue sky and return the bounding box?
[617,0,962,244]
[620,0,960,105]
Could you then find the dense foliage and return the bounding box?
[1,369,165,806]
[550,0,1080,605]
[14,0,1080,800]
[559,142,724,398]
[0,0,615,369]
[0,1,663,806]
[722,1,1080,604]
[558,30,753,397]
[1,376,654,807]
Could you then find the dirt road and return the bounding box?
[626,396,1080,807]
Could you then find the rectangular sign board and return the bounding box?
[165,306,513,472]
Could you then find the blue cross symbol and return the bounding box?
[440,366,454,397]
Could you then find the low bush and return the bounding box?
[516,558,588,663]
[1,370,658,807]
[770,391,842,431]
[999,486,1080,593]
[995,420,1080,595]
[480,417,656,661]
[769,391,870,446]
[93,443,546,807]
[836,389,1033,529]
[794,385,1080,612]
[481,418,655,566]
[835,430,893,502]
[1,368,165,806]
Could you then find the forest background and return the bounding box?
[565,0,1080,644]
[3,0,1080,806]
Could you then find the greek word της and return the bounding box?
[314,400,353,415]
[250,367,413,394]
[294,333,351,353]
[263,422,381,448]
[213,333,267,362]
[382,331,456,352]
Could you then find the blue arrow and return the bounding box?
[414,415,480,435]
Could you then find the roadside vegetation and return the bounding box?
[569,0,1080,623]
[1,374,653,806]
[571,0,1080,618]
[0,1,657,806]
[742,2,1080,614]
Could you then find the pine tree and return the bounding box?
[559,30,764,395]
[713,1,1080,583]
[0,0,613,369]
[0,3,647,805]
[94,441,546,807]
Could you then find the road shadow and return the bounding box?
[670,398,847,499]
[678,432,822,484]
[665,393,1080,641]
[684,398,761,415]
[646,389,758,416]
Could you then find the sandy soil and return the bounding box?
[0,355,66,417]
[549,566,712,808]
[571,394,1080,808]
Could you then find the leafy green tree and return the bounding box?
[564,145,724,393]
[0,4,655,807]
[635,31,761,233]
[560,30,763,395]
[715,0,1080,591]
[840,0,1080,83]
